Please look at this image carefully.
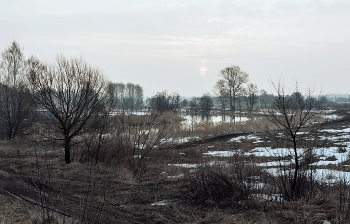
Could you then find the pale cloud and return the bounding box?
[1,0,350,96]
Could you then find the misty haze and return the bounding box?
[1,1,350,223]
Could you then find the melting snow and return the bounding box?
[168,163,198,168]
[321,127,350,133]
[323,114,340,120]
[167,174,184,179]
[245,147,305,157]
[203,150,236,157]
[264,168,350,184]
[229,134,263,143]
[256,161,292,167]
[251,194,284,202]
[310,146,350,165]
[151,200,170,206]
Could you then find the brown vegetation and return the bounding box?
[0,41,349,223]
[1,111,350,223]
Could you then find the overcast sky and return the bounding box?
[1,0,349,96]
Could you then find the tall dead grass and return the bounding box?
[178,117,272,139]
[184,152,263,205]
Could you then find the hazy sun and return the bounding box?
[200,67,206,76]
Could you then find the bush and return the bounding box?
[185,163,250,204]
[267,169,324,201]
[325,156,338,161]
[337,146,347,153]
[293,171,324,200]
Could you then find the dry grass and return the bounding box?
[0,140,349,223]
[1,111,350,223]
[0,200,26,224]
[176,116,275,141]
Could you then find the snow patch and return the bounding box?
[203,150,236,157]
[151,200,170,206]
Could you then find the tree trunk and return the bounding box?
[232,92,236,111]
[229,89,233,111]
[291,138,299,200]
[64,137,71,164]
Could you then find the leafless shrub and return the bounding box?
[185,163,249,204]
[76,111,181,181]
[265,168,324,201]
[116,111,179,180]
[299,149,319,169]
[338,146,347,153]
[77,141,123,165]
[185,155,262,205]
[24,146,68,224]
[334,180,350,223]
[23,143,107,224]
[260,80,322,201]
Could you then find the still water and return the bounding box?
[181,114,250,125]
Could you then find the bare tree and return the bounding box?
[262,81,320,200]
[180,99,188,109]
[108,82,144,112]
[188,97,200,134]
[213,79,229,111]
[189,97,200,113]
[0,41,34,140]
[244,83,259,112]
[199,93,213,114]
[120,111,176,180]
[108,82,126,112]
[147,91,180,112]
[260,89,274,105]
[215,65,249,112]
[237,88,245,112]
[27,55,108,164]
[134,84,144,110]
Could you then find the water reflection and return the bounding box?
[181,114,250,125]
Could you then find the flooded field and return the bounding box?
[170,115,350,184]
[181,114,250,125]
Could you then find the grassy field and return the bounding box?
[1,109,350,223]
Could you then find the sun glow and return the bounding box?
[200,67,206,76]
